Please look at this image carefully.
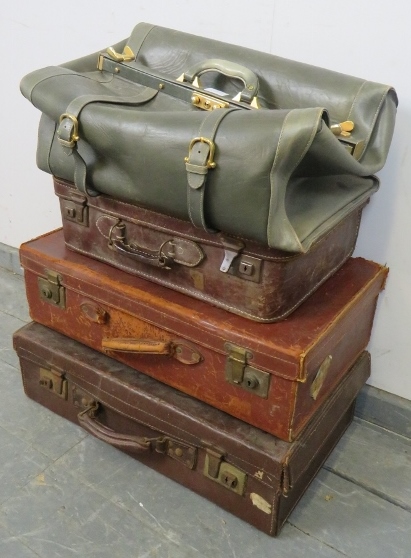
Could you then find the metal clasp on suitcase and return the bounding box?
[219,236,262,282]
[224,343,270,398]
[203,448,247,496]
[38,271,66,309]
[39,367,68,399]
[61,192,89,227]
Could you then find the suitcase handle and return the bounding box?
[107,220,205,269]
[180,58,259,106]
[102,339,171,355]
[78,403,198,468]
[78,404,151,453]
[101,338,202,365]
[108,222,174,269]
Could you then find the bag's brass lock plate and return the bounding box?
[191,93,229,111]
[39,368,68,399]
[203,450,247,495]
[224,343,270,398]
[38,271,66,309]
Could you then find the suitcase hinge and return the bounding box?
[153,437,197,469]
[39,367,68,399]
[224,343,270,398]
[203,448,247,495]
[38,271,66,309]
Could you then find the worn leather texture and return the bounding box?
[20,229,387,441]
[19,22,395,252]
[13,321,370,536]
[55,176,366,322]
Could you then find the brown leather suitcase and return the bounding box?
[54,176,368,322]
[20,229,387,441]
[13,321,371,537]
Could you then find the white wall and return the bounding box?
[2,1,410,400]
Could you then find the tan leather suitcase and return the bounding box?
[20,229,387,441]
[13,321,371,537]
[54,176,369,322]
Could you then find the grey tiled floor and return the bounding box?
[0,266,410,557]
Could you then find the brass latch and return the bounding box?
[39,368,68,399]
[203,449,247,495]
[330,120,365,160]
[330,120,354,137]
[191,92,229,111]
[62,193,89,227]
[38,270,66,309]
[224,343,270,398]
[106,45,135,63]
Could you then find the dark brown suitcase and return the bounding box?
[13,321,371,537]
[54,176,368,322]
[20,229,387,441]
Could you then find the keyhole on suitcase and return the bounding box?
[221,472,238,489]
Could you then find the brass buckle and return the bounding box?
[58,113,80,148]
[185,137,216,169]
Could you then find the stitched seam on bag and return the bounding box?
[346,81,389,162]
[346,81,367,121]
[268,110,321,250]
[46,122,57,175]
[173,239,204,266]
[299,191,366,247]
[96,215,117,240]
[360,89,390,161]
[133,24,156,59]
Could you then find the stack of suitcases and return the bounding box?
[14,23,397,536]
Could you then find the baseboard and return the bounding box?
[355,384,411,439]
[0,242,23,275]
[0,242,410,439]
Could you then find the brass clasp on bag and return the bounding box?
[106,45,135,63]
[58,113,80,148]
[330,120,354,137]
[185,137,217,169]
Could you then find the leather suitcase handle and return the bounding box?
[101,339,171,355]
[106,220,204,269]
[109,229,173,269]
[78,405,151,453]
[78,404,198,468]
[101,338,202,365]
